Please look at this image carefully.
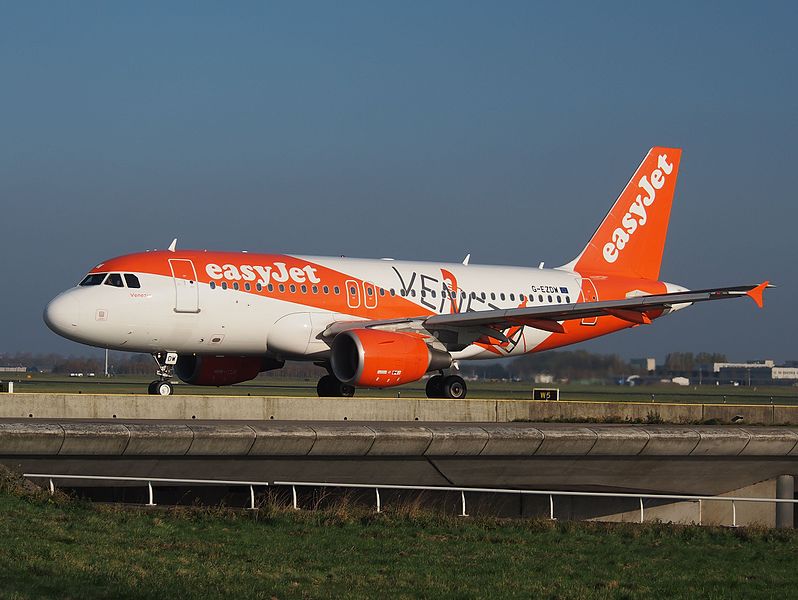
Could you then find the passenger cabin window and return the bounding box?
[80,273,106,286]
[124,274,141,288]
[104,273,124,288]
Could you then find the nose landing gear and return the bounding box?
[148,352,178,396]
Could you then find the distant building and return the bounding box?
[713,360,798,386]
[773,367,798,381]
[534,373,555,384]
[631,358,656,373]
[0,366,26,373]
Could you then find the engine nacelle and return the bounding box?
[175,355,284,386]
[330,329,451,388]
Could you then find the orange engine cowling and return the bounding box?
[330,329,451,388]
[175,355,284,386]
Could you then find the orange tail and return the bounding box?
[564,147,682,280]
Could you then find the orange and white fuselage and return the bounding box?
[44,251,684,359]
[43,147,767,397]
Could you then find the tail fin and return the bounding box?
[563,147,682,281]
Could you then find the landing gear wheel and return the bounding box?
[155,381,173,396]
[425,375,445,398]
[149,352,177,395]
[442,375,467,399]
[317,374,356,398]
[317,375,335,397]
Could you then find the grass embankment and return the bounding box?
[0,471,796,599]
[6,374,798,404]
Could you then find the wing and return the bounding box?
[322,282,770,350]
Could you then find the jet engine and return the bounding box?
[330,329,451,388]
[175,355,284,386]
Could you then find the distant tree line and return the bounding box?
[461,350,632,382]
[1,349,728,382]
[663,352,727,376]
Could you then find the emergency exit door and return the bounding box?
[169,259,200,313]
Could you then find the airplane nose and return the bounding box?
[43,291,80,336]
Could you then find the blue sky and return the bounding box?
[1,1,796,361]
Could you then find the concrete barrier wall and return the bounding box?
[2,421,797,458]
[3,393,798,424]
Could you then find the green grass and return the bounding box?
[0,471,797,599]
[6,373,798,405]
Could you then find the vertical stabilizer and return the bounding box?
[564,147,682,280]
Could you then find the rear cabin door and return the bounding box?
[578,278,598,326]
[169,259,200,313]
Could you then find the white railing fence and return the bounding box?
[23,474,270,510]
[23,473,798,528]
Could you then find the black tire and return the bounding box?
[338,382,355,397]
[425,375,445,398]
[318,374,356,397]
[442,375,467,399]
[155,381,173,396]
[317,374,335,397]
[147,381,158,395]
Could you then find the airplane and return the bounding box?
[43,147,769,398]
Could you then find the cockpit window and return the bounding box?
[80,273,107,286]
[104,273,124,288]
[124,274,141,288]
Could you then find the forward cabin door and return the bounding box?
[578,278,598,326]
[169,259,200,313]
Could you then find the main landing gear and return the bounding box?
[148,352,178,396]
[425,373,468,399]
[316,374,356,398]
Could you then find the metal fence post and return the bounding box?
[549,494,556,521]
[639,497,644,523]
[48,478,54,495]
[460,490,468,517]
[698,499,702,526]
[146,481,156,506]
[776,475,794,529]
[375,488,381,513]
[731,500,737,527]
[292,485,298,510]
[249,485,256,510]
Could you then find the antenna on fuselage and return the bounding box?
[168,238,177,252]
[462,253,471,265]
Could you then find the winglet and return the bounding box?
[462,253,470,266]
[746,281,769,309]
[168,238,177,252]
